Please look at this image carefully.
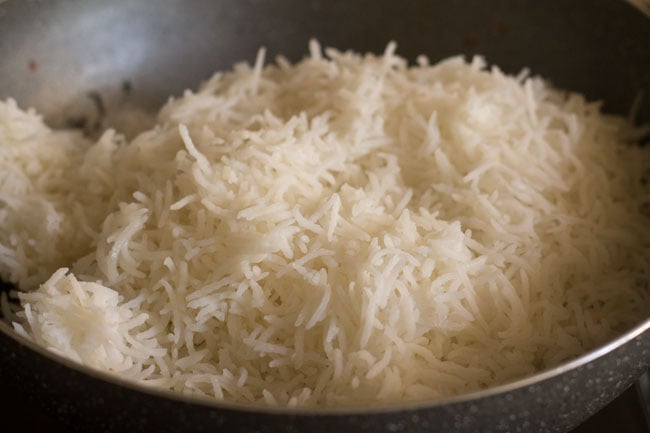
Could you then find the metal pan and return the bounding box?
[0,1,648,432]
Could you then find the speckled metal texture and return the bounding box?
[0,1,649,432]
[0,322,648,433]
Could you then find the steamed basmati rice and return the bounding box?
[0,41,649,406]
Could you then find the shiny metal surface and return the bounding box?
[1,0,649,125]
[0,1,649,432]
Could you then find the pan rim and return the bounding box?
[1,315,648,415]
[0,1,648,416]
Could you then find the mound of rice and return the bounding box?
[0,41,649,407]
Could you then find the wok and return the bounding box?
[0,1,649,432]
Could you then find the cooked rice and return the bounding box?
[0,41,649,406]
